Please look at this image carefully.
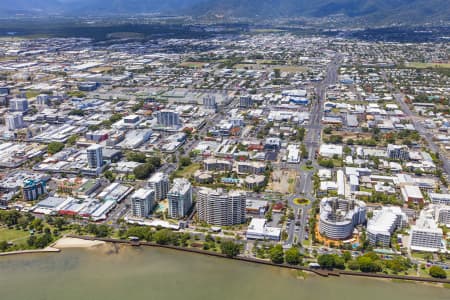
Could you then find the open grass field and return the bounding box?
[0,227,30,243]
[172,163,201,178]
[0,56,18,62]
[179,61,207,68]
[405,62,450,69]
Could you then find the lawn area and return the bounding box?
[0,56,18,62]
[332,159,343,167]
[411,251,433,260]
[25,90,41,99]
[288,177,297,194]
[0,227,30,243]
[179,61,206,68]
[405,62,450,69]
[172,163,201,178]
[300,165,314,171]
[302,238,311,247]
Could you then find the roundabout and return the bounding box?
[293,198,310,206]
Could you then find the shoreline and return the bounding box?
[1,235,449,286]
[0,247,60,256]
[51,237,106,249]
[0,237,105,257]
[65,235,450,285]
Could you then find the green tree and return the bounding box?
[133,163,156,180]
[154,229,172,245]
[269,245,284,264]
[317,254,335,269]
[357,256,382,273]
[47,142,64,155]
[0,240,9,251]
[301,143,308,159]
[348,260,360,270]
[429,266,447,279]
[220,240,241,258]
[285,247,301,265]
[104,170,116,183]
[127,152,147,163]
[179,156,192,167]
[147,156,162,168]
[342,251,352,262]
[95,224,110,237]
[66,135,79,146]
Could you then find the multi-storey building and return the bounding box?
[387,144,409,160]
[23,179,46,201]
[156,110,181,128]
[148,172,170,201]
[131,188,155,218]
[9,98,28,112]
[410,211,443,253]
[86,144,103,169]
[167,178,192,219]
[197,188,246,226]
[367,206,407,247]
[318,198,366,240]
[4,112,24,131]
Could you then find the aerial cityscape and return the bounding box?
[0,1,449,299]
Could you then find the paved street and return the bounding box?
[285,54,341,247]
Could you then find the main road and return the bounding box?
[286,54,342,246]
[381,71,450,177]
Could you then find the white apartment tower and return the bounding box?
[167,178,192,219]
[148,172,170,201]
[197,188,246,226]
[131,188,155,218]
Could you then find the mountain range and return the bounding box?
[0,0,448,24]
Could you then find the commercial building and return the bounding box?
[9,98,28,112]
[245,199,269,216]
[429,193,450,206]
[156,110,181,128]
[131,188,155,218]
[203,95,217,111]
[239,95,253,108]
[167,178,192,219]
[286,144,300,163]
[410,211,444,253]
[4,113,24,131]
[435,206,450,226]
[387,144,409,160]
[237,161,266,175]
[36,94,50,106]
[22,179,46,201]
[197,188,246,226]
[86,144,103,169]
[400,184,424,204]
[319,144,343,158]
[148,172,170,201]
[319,198,366,240]
[243,175,266,189]
[367,207,407,247]
[246,218,281,241]
[203,158,232,172]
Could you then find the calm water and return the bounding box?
[0,245,448,300]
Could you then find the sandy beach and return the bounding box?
[52,237,105,249]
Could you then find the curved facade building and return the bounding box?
[319,197,366,240]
